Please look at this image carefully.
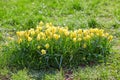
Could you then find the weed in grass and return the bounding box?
[88,18,101,28]
[11,69,31,80]
[0,68,11,80]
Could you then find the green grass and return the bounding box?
[0,0,120,30]
[0,0,120,80]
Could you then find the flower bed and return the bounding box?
[14,22,113,69]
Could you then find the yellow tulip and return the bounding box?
[28,37,32,41]
[53,34,60,40]
[77,29,82,34]
[39,21,44,26]
[83,35,91,40]
[83,44,87,48]
[64,30,69,36]
[16,31,25,37]
[37,34,40,41]
[41,49,46,55]
[78,38,82,41]
[90,33,94,37]
[73,38,77,42]
[104,33,109,37]
[37,46,41,49]
[70,32,77,38]
[18,38,22,44]
[108,35,113,41]
[45,43,50,49]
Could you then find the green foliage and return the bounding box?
[0,68,9,76]
[7,22,113,69]
[0,42,15,68]
[11,69,31,80]
[0,32,3,41]
[44,69,64,80]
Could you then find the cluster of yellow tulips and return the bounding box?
[16,21,113,55]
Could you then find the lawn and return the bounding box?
[0,0,120,80]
